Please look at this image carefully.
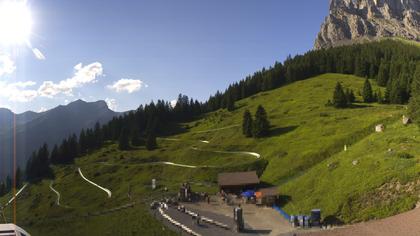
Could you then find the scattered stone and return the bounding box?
[375,124,385,133]
[403,115,412,125]
[352,160,359,166]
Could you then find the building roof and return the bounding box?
[218,171,260,187]
[258,187,278,197]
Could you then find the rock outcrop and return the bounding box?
[315,0,420,49]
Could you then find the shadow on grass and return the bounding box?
[242,229,272,234]
[268,126,299,137]
[277,195,292,207]
[348,104,374,109]
[323,215,344,226]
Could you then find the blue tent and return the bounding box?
[241,190,255,198]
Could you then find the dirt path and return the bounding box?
[49,181,72,208]
[78,168,112,198]
[192,125,240,134]
[299,206,420,236]
[3,184,28,207]
[191,147,261,159]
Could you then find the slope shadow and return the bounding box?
[268,126,299,137]
[323,215,344,226]
[242,229,272,234]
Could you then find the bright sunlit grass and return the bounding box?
[0,0,33,45]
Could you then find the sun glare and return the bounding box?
[0,0,33,45]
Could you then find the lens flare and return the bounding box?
[0,0,33,45]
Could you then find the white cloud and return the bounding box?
[105,98,117,111]
[38,62,103,97]
[107,78,145,93]
[0,53,15,77]
[170,99,177,108]
[38,107,48,112]
[32,48,46,60]
[0,62,103,104]
[0,80,38,102]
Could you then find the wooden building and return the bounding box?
[218,171,260,194]
[256,187,279,206]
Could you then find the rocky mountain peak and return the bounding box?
[315,0,420,49]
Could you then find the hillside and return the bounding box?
[0,100,119,179]
[2,73,419,235]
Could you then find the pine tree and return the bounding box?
[50,145,60,165]
[131,127,143,146]
[118,127,130,150]
[0,181,5,197]
[345,88,355,104]
[226,93,235,111]
[242,110,253,137]
[253,105,270,138]
[15,167,22,188]
[146,132,157,150]
[94,122,103,148]
[332,82,348,108]
[408,63,420,126]
[362,78,374,103]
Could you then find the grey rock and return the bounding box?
[315,0,420,49]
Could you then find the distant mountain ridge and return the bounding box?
[315,0,420,49]
[0,100,120,178]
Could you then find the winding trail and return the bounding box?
[4,184,28,207]
[97,161,215,169]
[190,147,261,159]
[192,124,240,134]
[49,181,72,208]
[78,168,112,198]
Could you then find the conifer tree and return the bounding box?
[362,79,374,103]
[15,167,22,188]
[242,110,253,137]
[131,127,143,146]
[226,93,235,111]
[253,105,270,138]
[332,82,348,108]
[50,145,60,165]
[146,132,157,150]
[0,181,5,196]
[408,63,420,126]
[345,88,355,104]
[118,127,130,150]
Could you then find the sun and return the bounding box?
[0,0,33,45]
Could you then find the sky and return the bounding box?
[0,0,329,113]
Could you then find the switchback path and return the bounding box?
[191,147,261,159]
[3,184,28,208]
[78,168,112,198]
[192,124,240,134]
[49,181,72,208]
[97,161,215,169]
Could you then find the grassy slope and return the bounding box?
[2,73,418,235]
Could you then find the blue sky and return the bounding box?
[0,0,329,113]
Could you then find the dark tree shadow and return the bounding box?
[242,229,272,235]
[348,104,373,109]
[277,195,292,207]
[323,215,344,226]
[268,126,299,137]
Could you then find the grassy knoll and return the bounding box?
[2,73,417,235]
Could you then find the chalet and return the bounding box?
[256,187,279,206]
[218,171,260,194]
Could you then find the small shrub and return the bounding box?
[397,152,414,159]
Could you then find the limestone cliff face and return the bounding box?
[315,0,420,49]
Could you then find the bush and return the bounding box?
[397,152,414,159]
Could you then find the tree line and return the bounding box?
[21,39,420,184]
